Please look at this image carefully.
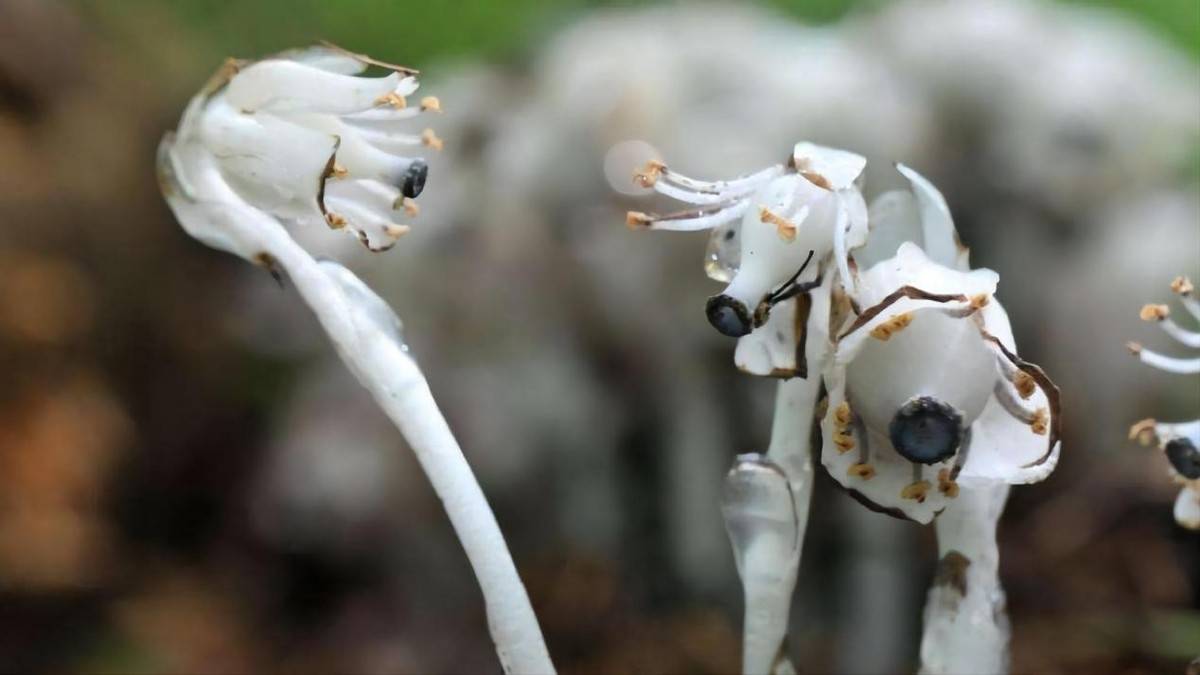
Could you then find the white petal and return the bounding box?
[734,274,833,377]
[158,134,289,262]
[895,163,966,271]
[225,59,401,114]
[722,175,833,309]
[819,372,951,524]
[278,45,369,75]
[734,296,801,377]
[792,142,866,191]
[1174,485,1200,530]
[200,102,336,218]
[846,309,996,433]
[857,189,921,270]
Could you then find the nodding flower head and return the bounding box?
[1128,275,1200,529]
[817,174,1061,524]
[625,142,868,375]
[157,43,443,260]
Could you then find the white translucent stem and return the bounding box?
[919,483,1011,675]
[747,376,818,674]
[1160,317,1200,348]
[265,235,555,675]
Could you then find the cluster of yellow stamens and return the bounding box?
[624,211,653,229]
[870,312,913,340]
[847,463,876,479]
[633,160,666,188]
[1012,370,1036,399]
[375,92,407,109]
[900,480,931,503]
[759,206,797,242]
[1030,407,1049,435]
[936,468,959,498]
[1140,303,1170,322]
[421,128,444,151]
[1128,418,1158,446]
[832,402,856,454]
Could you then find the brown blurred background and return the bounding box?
[0,0,1197,672]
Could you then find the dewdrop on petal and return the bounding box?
[158,43,440,255]
[1128,278,1200,529]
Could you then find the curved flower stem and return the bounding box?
[265,235,555,675]
[919,483,1011,675]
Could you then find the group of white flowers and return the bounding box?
[158,38,1193,675]
[629,143,1060,524]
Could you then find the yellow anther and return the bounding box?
[375,92,407,109]
[419,96,442,113]
[1126,341,1142,355]
[1128,418,1158,446]
[1171,276,1194,296]
[937,469,959,498]
[633,160,666,188]
[330,162,348,179]
[625,211,653,230]
[833,431,855,453]
[847,463,876,480]
[1012,371,1036,399]
[400,197,420,217]
[421,128,444,151]
[759,207,796,242]
[1030,407,1049,435]
[833,401,852,428]
[901,480,931,503]
[870,313,913,340]
[325,212,347,229]
[970,294,990,309]
[1140,303,1170,322]
[383,224,411,239]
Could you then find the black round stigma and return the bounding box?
[889,396,964,465]
[400,159,428,199]
[1165,437,1200,479]
[705,295,753,337]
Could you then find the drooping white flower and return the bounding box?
[818,174,1061,524]
[626,142,868,377]
[1128,275,1200,530]
[157,47,555,673]
[159,44,442,259]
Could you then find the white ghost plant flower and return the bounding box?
[819,241,1061,524]
[158,46,554,675]
[1128,275,1200,530]
[818,167,1061,675]
[160,43,443,259]
[626,142,868,377]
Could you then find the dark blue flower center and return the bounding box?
[705,294,752,337]
[889,396,963,465]
[1165,437,1200,479]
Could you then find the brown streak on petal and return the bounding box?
[838,286,968,340]
[979,331,1062,468]
[317,136,342,219]
[317,40,419,75]
[794,291,812,379]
